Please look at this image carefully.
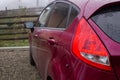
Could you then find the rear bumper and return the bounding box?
[74,61,117,80]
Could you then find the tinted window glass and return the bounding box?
[47,3,69,28]
[68,7,79,26]
[39,4,53,27]
[92,5,120,43]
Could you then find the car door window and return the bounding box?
[68,7,79,26]
[39,4,54,27]
[47,2,70,28]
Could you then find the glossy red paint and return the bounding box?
[84,0,120,19]
[88,19,120,80]
[27,0,120,80]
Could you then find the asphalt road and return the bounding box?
[0,47,41,80]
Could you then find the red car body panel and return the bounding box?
[84,0,120,19]
[28,0,120,80]
[88,19,120,80]
[84,0,120,79]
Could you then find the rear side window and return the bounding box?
[68,7,79,26]
[47,2,69,28]
[39,4,54,27]
[92,5,120,43]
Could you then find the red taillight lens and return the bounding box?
[72,18,111,71]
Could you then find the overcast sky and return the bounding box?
[0,0,51,10]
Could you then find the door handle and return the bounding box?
[48,38,56,45]
[34,34,38,37]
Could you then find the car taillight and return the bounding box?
[72,18,111,71]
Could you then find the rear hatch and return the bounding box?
[89,3,120,79]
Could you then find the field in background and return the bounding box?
[0,24,29,47]
[0,8,43,47]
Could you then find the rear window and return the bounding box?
[92,4,120,43]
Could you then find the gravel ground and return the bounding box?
[0,48,41,80]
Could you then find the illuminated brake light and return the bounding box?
[72,18,111,71]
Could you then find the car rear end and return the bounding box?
[72,0,120,80]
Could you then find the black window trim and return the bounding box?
[66,3,80,28]
[66,5,72,28]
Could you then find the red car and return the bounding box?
[25,0,120,80]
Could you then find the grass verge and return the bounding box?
[0,40,29,47]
